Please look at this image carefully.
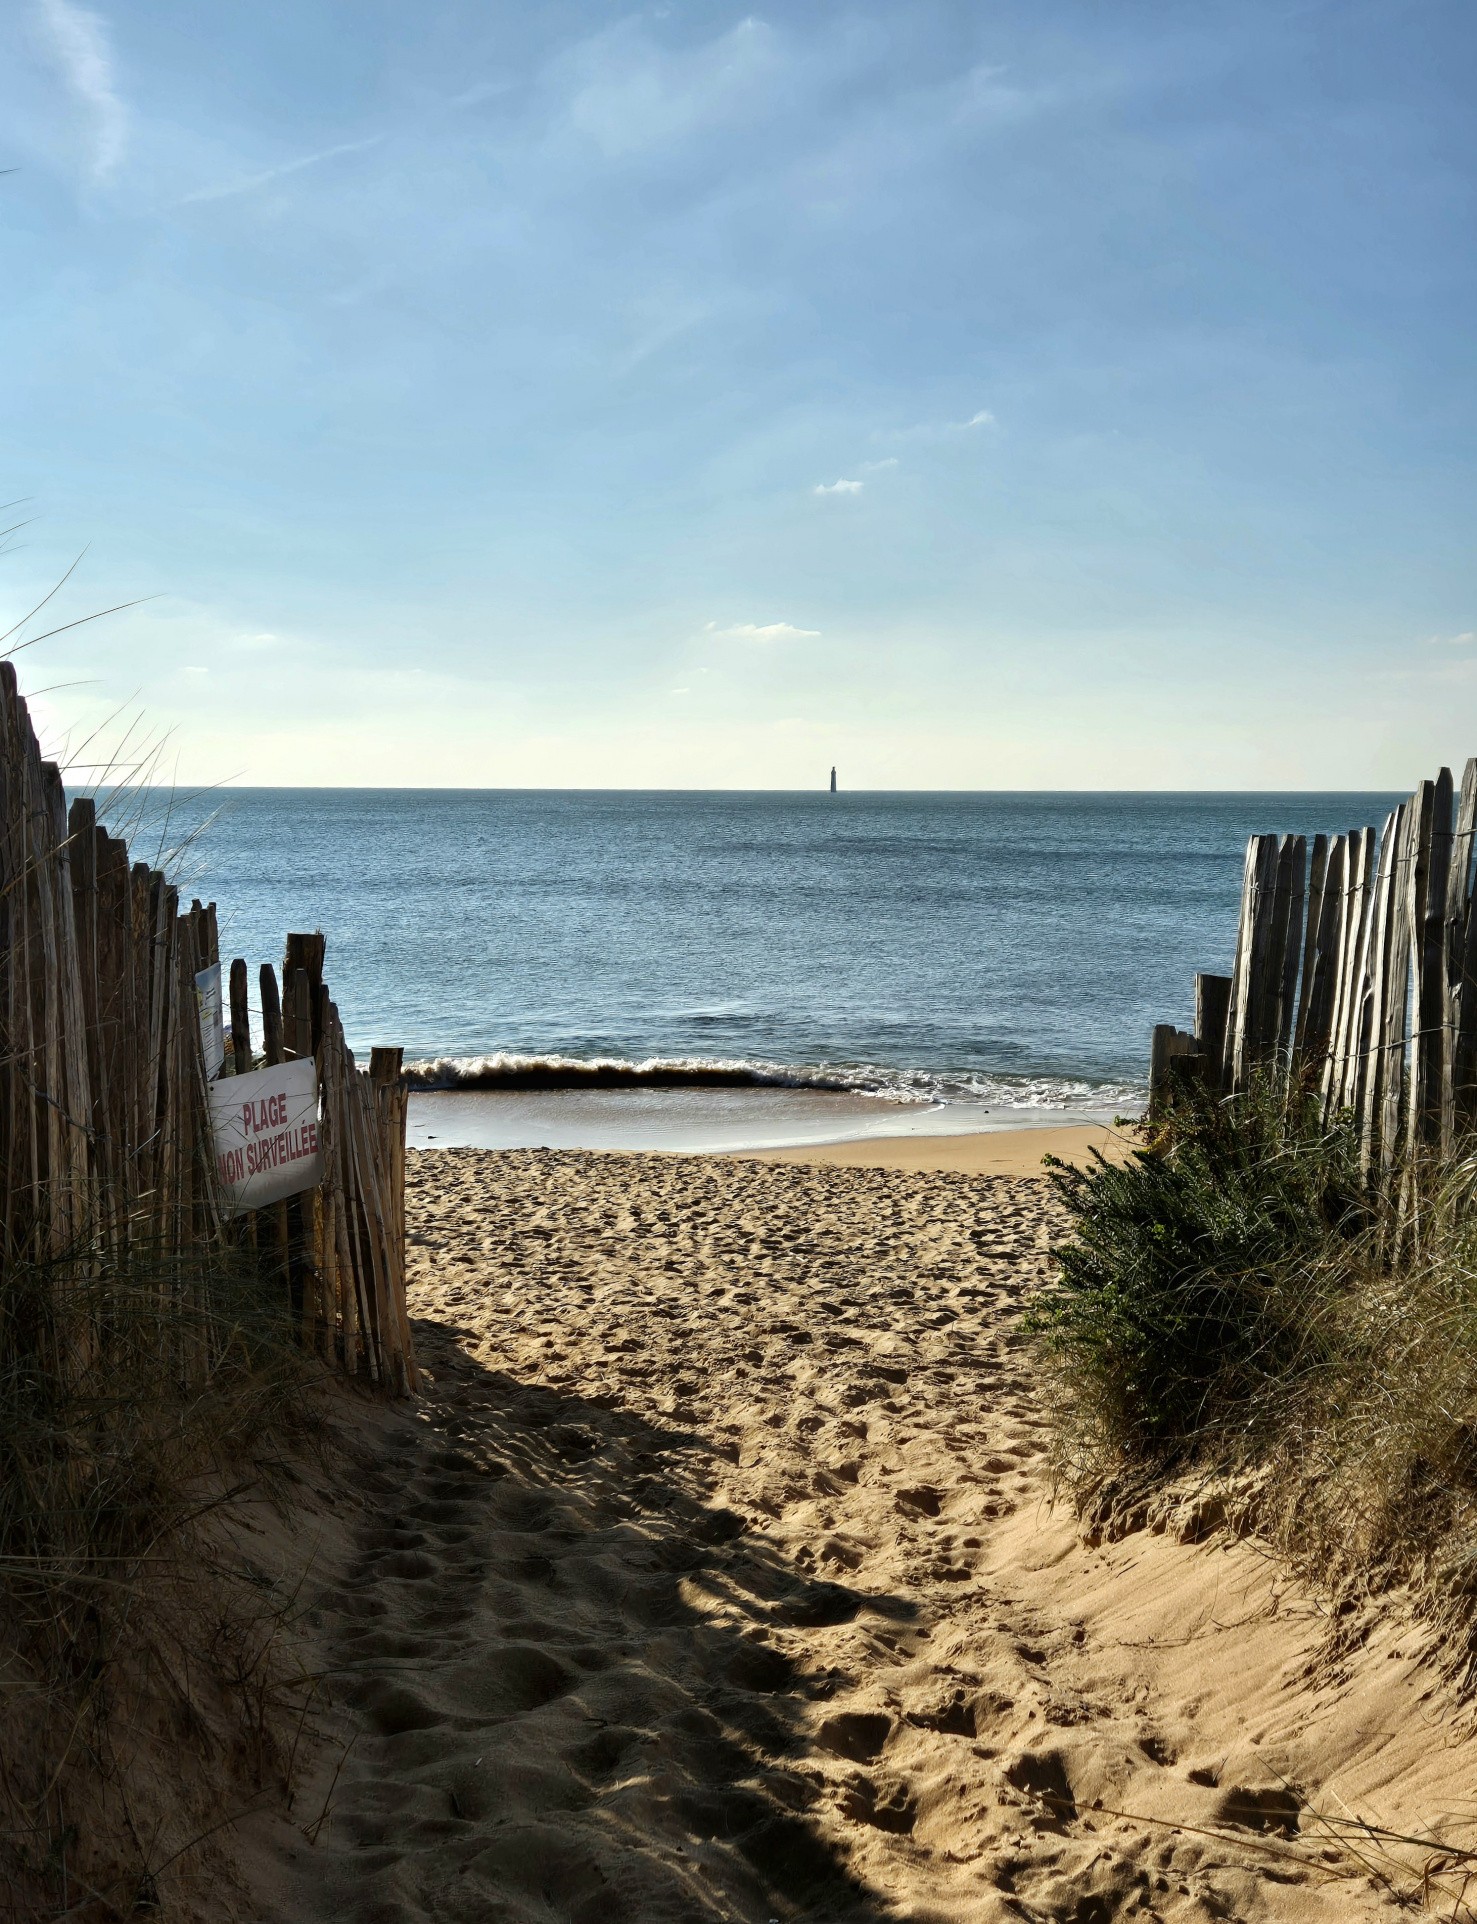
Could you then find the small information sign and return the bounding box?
[195,963,225,1079]
[208,1058,324,1212]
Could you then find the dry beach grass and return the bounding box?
[241,1140,1477,1924]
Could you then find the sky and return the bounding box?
[1,0,1474,789]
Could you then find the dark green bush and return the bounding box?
[1029,1077,1370,1467]
[1031,1088,1477,1686]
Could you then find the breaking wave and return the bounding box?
[403,1052,1144,1111]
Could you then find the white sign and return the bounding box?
[208,1058,324,1212]
[196,964,225,1079]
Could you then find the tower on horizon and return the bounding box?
[829,766,837,793]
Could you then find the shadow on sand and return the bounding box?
[298,1314,918,1922]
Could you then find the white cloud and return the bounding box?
[860,457,899,472]
[1431,631,1476,646]
[704,621,820,643]
[181,135,386,206]
[886,408,998,442]
[812,478,863,496]
[37,0,126,179]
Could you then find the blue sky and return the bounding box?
[2,0,1474,787]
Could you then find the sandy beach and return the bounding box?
[739,1121,1134,1177]
[257,1137,1477,1923]
[15,5,1463,1909]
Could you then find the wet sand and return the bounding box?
[255,1146,1477,1923]
[740,1121,1134,1177]
[407,1089,1133,1160]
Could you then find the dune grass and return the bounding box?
[1030,1078,1477,1684]
[0,1235,325,1919]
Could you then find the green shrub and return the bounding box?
[1031,1078,1477,1681]
[1029,1078,1370,1470]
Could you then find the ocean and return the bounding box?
[141,789,1401,1150]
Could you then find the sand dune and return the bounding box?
[252,1149,1477,1922]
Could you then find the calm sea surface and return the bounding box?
[136,790,1400,1119]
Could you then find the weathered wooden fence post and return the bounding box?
[1194,973,1232,1086]
[0,661,417,1396]
[1156,759,1477,1184]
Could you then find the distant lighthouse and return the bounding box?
[829,766,837,793]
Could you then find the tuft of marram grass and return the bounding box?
[1030,1077,1477,1683]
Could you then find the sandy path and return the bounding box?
[271,1150,1477,1923]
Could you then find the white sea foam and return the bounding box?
[403,1051,1144,1111]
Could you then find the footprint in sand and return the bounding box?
[285,1150,1457,1924]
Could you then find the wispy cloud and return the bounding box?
[704,620,820,643]
[450,79,518,111]
[562,15,781,160]
[860,457,899,472]
[887,407,998,441]
[37,0,126,179]
[813,478,862,496]
[1431,630,1476,646]
[181,134,386,206]
[614,295,711,373]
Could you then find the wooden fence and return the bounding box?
[1151,760,1477,1179]
[0,661,415,1391]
